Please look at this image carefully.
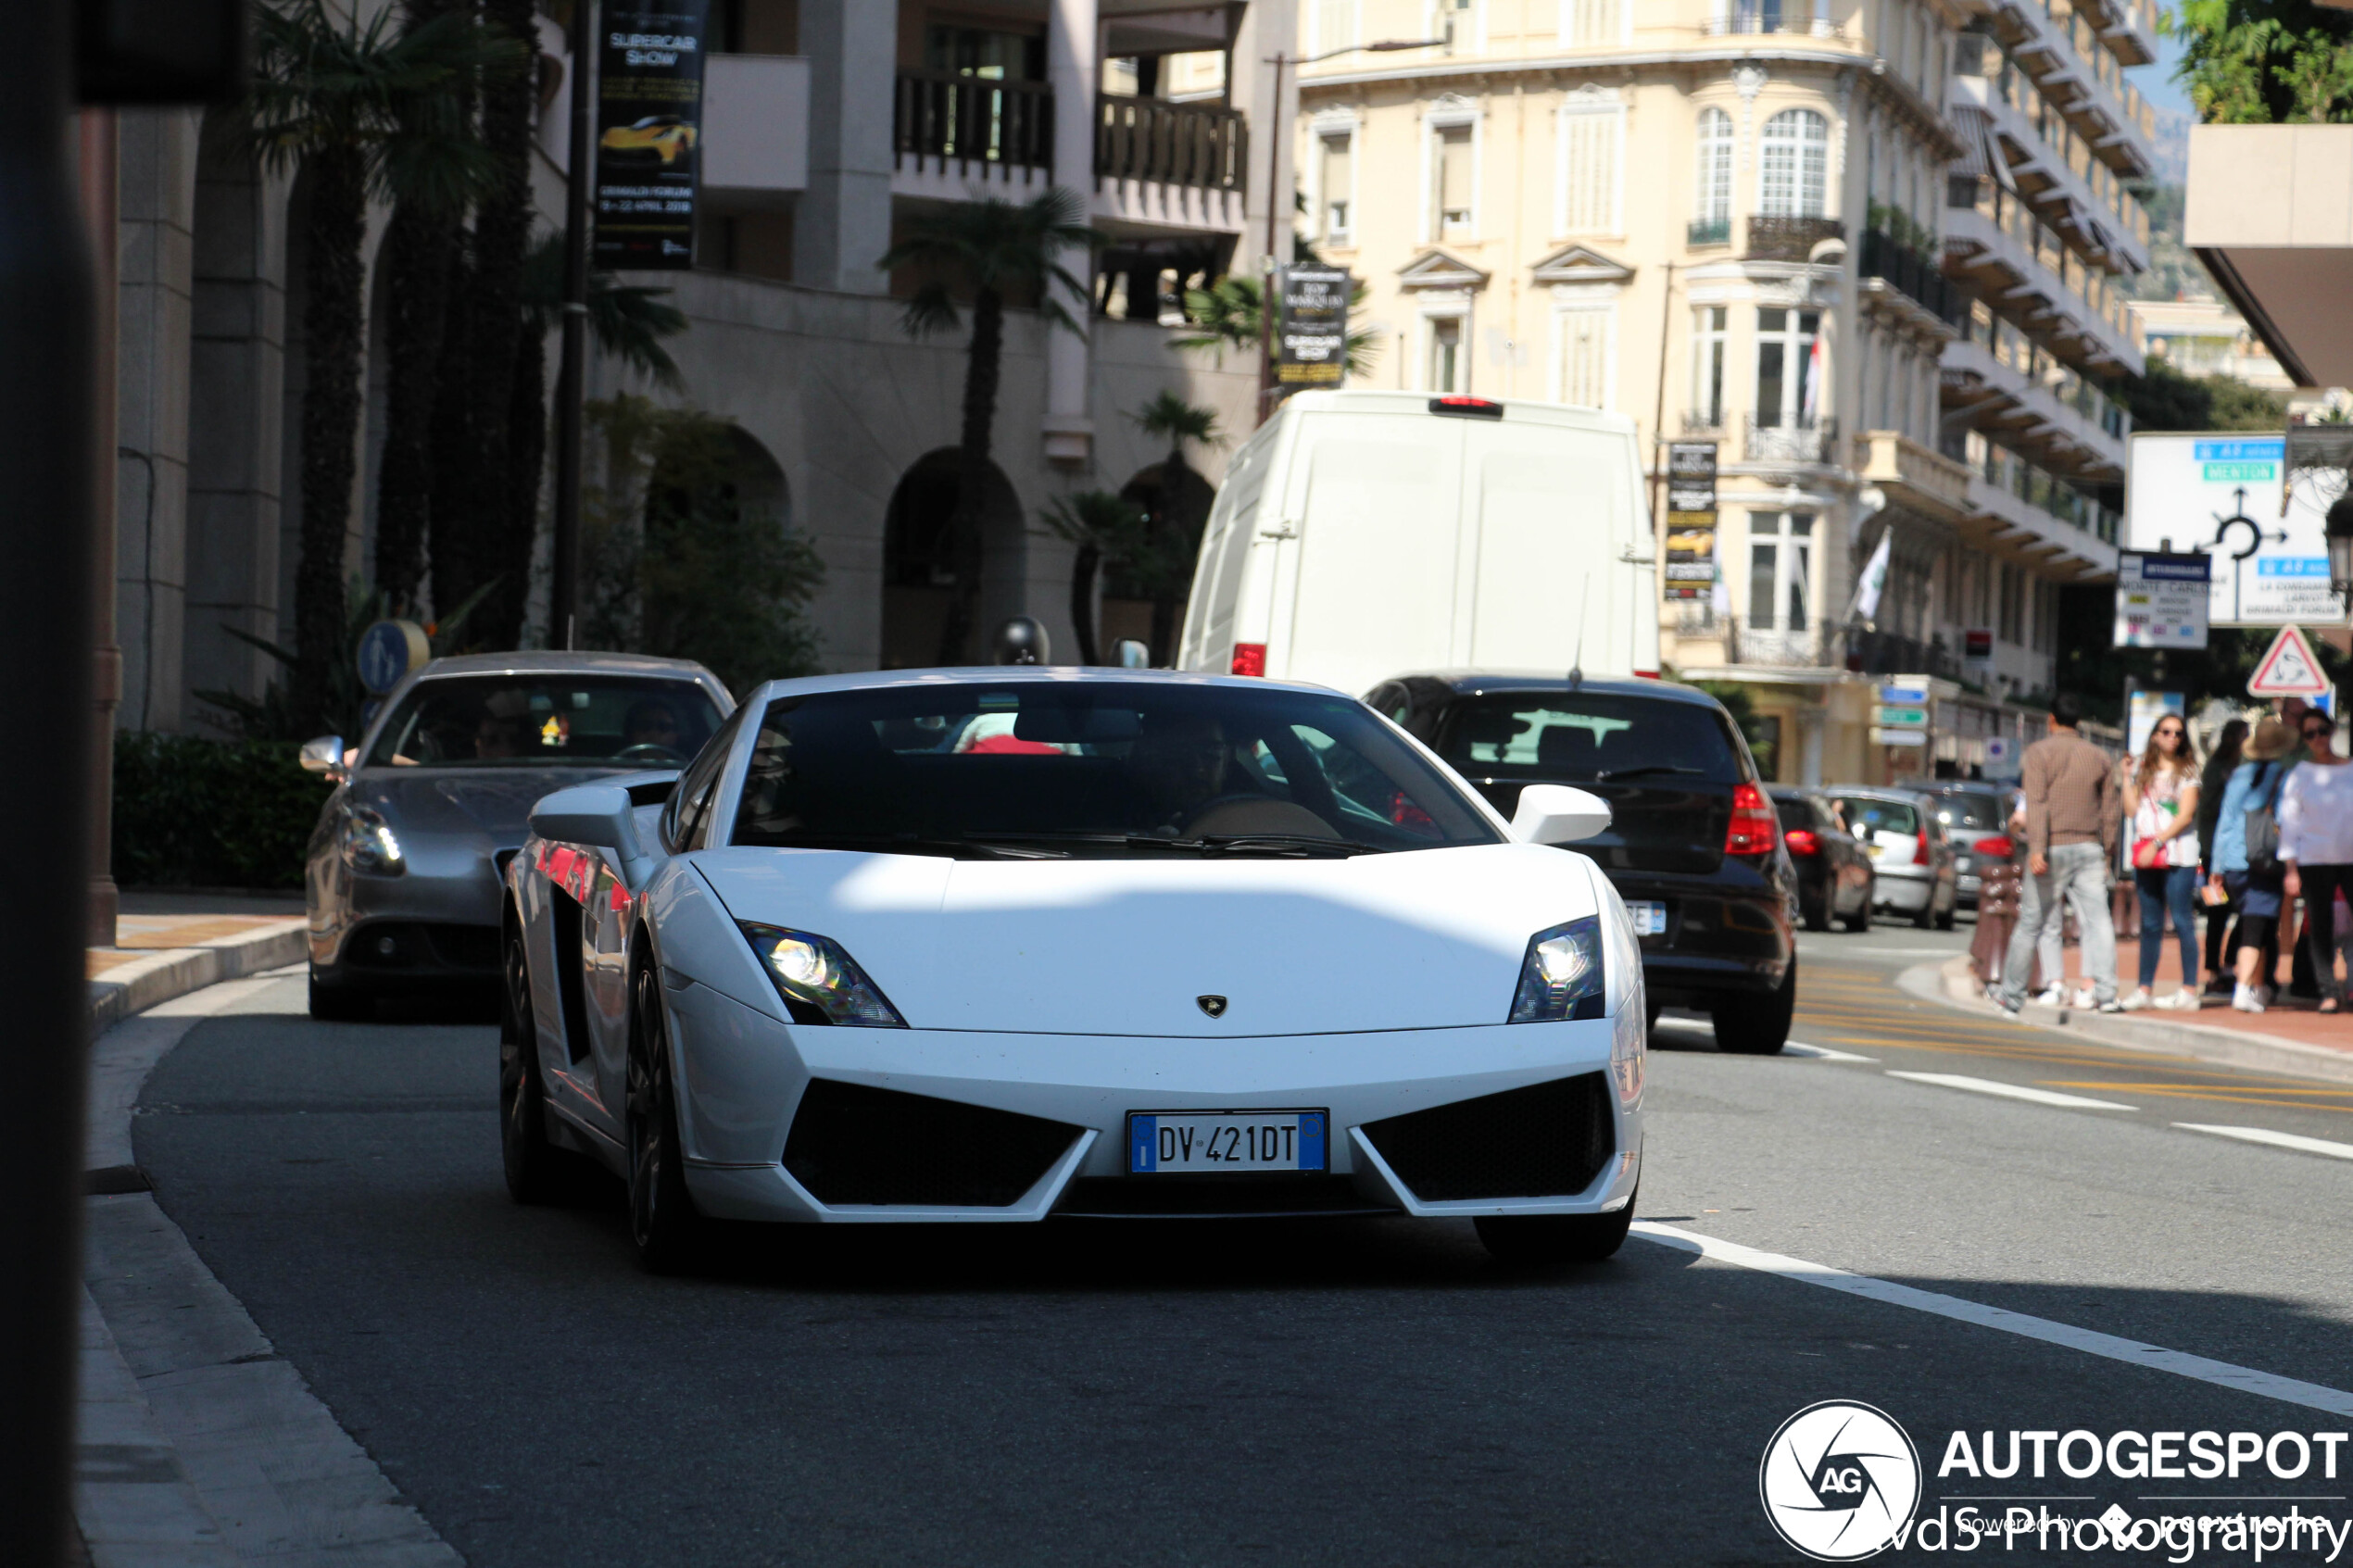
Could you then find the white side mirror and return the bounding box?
[1510,784,1612,845]
[530,784,643,859]
[299,734,346,779]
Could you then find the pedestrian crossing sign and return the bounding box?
[2246,623,2333,697]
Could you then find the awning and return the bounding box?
[1948,107,1992,181]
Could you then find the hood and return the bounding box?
[691,844,1601,1036]
[352,767,630,843]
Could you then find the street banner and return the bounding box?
[2124,433,2338,626]
[2246,623,2333,698]
[1667,441,1717,513]
[594,0,709,270]
[1275,266,1350,387]
[2111,551,2211,649]
[1664,509,1716,601]
[2126,690,2184,756]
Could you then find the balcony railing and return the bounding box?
[1859,228,1959,324]
[1096,96,1247,192]
[1681,408,1728,435]
[1705,1,1834,36]
[894,69,1053,176]
[1688,216,1731,247]
[1745,215,1844,262]
[1745,415,1838,466]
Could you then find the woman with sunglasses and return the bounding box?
[2281,709,2353,1014]
[2120,715,2202,1010]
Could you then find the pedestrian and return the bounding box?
[2281,708,2353,1014]
[2208,718,2293,1013]
[2120,714,2201,1010]
[2005,786,2065,1000]
[1995,694,2121,1016]
[2196,717,2248,994]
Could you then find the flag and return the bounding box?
[1801,332,1824,426]
[1848,529,1891,621]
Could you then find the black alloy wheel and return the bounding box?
[499,919,577,1204]
[1476,1191,1636,1266]
[1713,959,1795,1055]
[627,960,704,1273]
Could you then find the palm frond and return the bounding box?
[522,232,690,387]
[900,282,961,339]
[1128,391,1223,450]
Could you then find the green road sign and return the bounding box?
[1875,706,1929,727]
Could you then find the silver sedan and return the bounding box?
[301,651,732,1020]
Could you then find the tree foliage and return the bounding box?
[2116,357,2287,433]
[1037,492,1152,665]
[1170,273,1385,380]
[2175,0,2353,123]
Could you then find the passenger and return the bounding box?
[1126,711,1231,832]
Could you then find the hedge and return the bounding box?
[112,733,334,891]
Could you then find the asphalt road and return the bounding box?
[132,936,2353,1566]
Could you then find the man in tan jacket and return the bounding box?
[1994,693,2122,1014]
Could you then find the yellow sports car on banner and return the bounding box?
[600,115,697,166]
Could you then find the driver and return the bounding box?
[621,697,683,756]
[473,711,528,759]
[1126,710,1231,832]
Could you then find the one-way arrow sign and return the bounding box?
[2246,624,2334,697]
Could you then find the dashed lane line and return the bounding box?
[1629,1223,2353,1419]
[1781,1042,1881,1063]
[2171,1124,2353,1160]
[1882,1072,2136,1111]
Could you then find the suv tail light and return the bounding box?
[1229,643,1266,677]
[1725,782,1777,857]
[1783,828,1819,857]
[1913,829,1931,866]
[1977,834,2014,859]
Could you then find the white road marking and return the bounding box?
[2172,1123,2353,1162]
[1630,1223,2353,1419]
[1782,1042,1880,1063]
[1885,1071,2135,1110]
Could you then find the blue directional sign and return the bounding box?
[1878,684,1928,707]
[356,620,430,696]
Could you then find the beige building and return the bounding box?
[1290,0,2157,783]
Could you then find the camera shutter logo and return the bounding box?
[1758,1400,1921,1561]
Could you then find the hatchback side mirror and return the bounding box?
[1511,784,1612,845]
[530,784,643,858]
[299,734,346,780]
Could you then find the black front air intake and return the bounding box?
[1361,1073,1615,1202]
[783,1079,1081,1207]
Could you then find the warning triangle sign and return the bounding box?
[2247,624,2334,697]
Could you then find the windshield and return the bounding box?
[729,683,1502,856]
[1434,694,1743,784]
[1932,792,2005,832]
[364,676,725,769]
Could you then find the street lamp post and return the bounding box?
[1255,38,1442,425]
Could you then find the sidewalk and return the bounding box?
[89,892,308,1035]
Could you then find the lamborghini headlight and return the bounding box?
[1508,916,1605,1023]
[336,807,404,875]
[736,922,906,1028]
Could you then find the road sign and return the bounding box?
[1275,265,1350,387]
[2247,624,2333,697]
[356,619,429,696]
[1879,684,1927,706]
[2112,551,2211,649]
[1872,727,1928,747]
[1875,706,1928,728]
[2125,433,2338,626]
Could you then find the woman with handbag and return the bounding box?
[2120,715,2203,1010]
[2209,719,2294,1012]
[2280,709,2353,1014]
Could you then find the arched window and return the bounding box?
[1694,107,1733,228]
[1757,107,1828,218]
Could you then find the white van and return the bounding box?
[1175,391,1659,696]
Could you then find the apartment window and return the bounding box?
[1318,129,1355,243]
[1748,512,1814,632]
[1557,97,1623,234]
[1562,0,1621,44]
[1426,314,1466,393]
[1694,107,1733,227]
[1313,0,1360,55]
[1434,122,1476,238]
[1755,307,1820,428]
[1692,305,1728,426]
[1555,306,1615,408]
[1758,108,1829,217]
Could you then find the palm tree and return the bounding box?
[1170,273,1385,381]
[877,189,1103,664]
[245,0,515,729]
[1127,392,1224,664]
[1038,492,1149,665]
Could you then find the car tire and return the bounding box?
[1476,1199,1634,1266]
[626,959,704,1273]
[307,969,371,1022]
[500,920,586,1206]
[1714,960,1795,1055]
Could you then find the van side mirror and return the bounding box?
[530,784,643,859]
[299,734,346,780]
[1511,784,1611,845]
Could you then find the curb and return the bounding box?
[88,921,308,1038]
[1900,955,2353,1086]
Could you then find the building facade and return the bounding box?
[108,0,1296,733]
[1292,0,2157,783]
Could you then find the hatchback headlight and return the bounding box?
[736,922,905,1027]
[337,807,404,875]
[1508,916,1605,1023]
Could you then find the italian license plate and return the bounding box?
[1626,900,1667,936]
[1127,1110,1328,1174]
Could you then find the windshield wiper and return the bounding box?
[1592,765,1707,783]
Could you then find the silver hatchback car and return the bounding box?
[1824,786,1961,930]
[301,651,732,1019]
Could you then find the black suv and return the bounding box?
[1367,672,1800,1053]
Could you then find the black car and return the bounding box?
[1367,672,1800,1054]
[1768,785,1876,932]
